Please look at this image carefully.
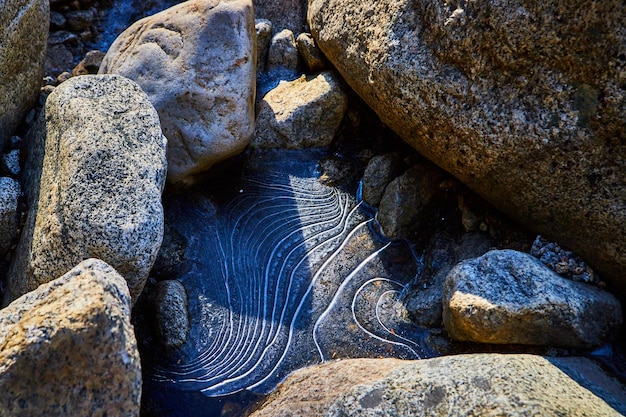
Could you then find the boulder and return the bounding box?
[250,355,626,416]
[5,74,167,306]
[0,0,49,149]
[308,0,626,295]
[151,280,190,351]
[252,71,347,148]
[0,259,141,416]
[100,0,256,186]
[0,177,20,259]
[443,250,622,348]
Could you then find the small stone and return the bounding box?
[72,49,106,76]
[443,249,622,348]
[0,177,20,258]
[48,30,79,46]
[56,71,72,84]
[1,149,21,176]
[252,71,347,149]
[64,8,97,31]
[378,162,444,239]
[49,10,67,29]
[361,152,405,206]
[43,76,57,86]
[255,19,273,72]
[151,280,190,351]
[268,29,299,71]
[296,32,325,73]
[38,85,55,106]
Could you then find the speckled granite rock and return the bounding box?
[253,71,347,148]
[268,29,299,71]
[250,355,626,416]
[5,75,167,306]
[296,33,326,73]
[361,152,405,206]
[0,177,20,260]
[308,0,626,296]
[0,259,141,417]
[100,0,256,186]
[0,0,49,148]
[377,163,444,239]
[443,250,622,348]
[256,19,273,72]
[151,280,189,351]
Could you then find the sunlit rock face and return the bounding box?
[141,149,430,398]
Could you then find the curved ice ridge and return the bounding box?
[149,167,425,396]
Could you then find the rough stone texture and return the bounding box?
[0,177,20,258]
[254,0,305,33]
[252,71,347,148]
[0,259,141,417]
[0,0,49,149]
[361,152,405,206]
[0,150,20,176]
[403,231,493,327]
[308,0,626,295]
[5,75,167,306]
[72,49,106,76]
[443,250,623,348]
[377,163,444,239]
[250,355,626,417]
[100,0,256,186]
[256,19,273,72]
[151,280,189,351]
[296,32,325,73]
[268,29,299,71]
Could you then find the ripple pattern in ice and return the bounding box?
[147,151,427,396]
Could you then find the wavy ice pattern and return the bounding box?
[148,152,427,396]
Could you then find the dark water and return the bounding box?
[139,149,432,416]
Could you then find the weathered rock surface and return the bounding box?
[377,163,444,239]
[5,74,167,306]
[296,32,325,73]
[0,177,20,259]
[403,231,493,327]
[253,71,347,148]
[100,0,256,186]
[308,0,626,295]
[250,355,626,416]
[268,29,299,71]
[361,152,405,206]
[0,259,141,416]
[151,280,189,351]
[0,0,49,149]
[255,19,273,72]
[443,250,622,348]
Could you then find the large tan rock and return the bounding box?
[252,71,347,148]
[5,75,167,306]
[0,0,49,149]
[0,259,141,416]
[308,0,626,295]
[100,0,256,186]
[250,355,626,416]
[443,250,622,348]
